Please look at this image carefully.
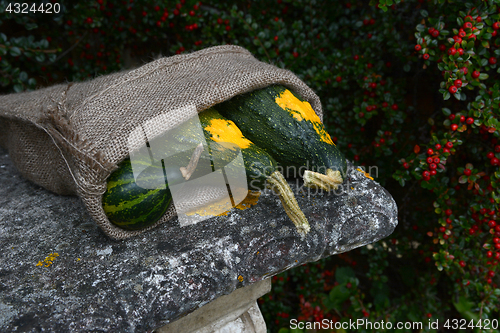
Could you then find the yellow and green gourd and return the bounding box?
[215,85,347,191]
[102,108,310,234]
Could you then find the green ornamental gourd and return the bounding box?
[102,157,182,230]
[103,108,310,235]
[215,85,347,191]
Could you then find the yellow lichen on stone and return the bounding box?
[238,275,244,282]
[36,252,59,267]
[356,168,374,180]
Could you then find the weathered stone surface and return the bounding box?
[0,146,397,332]
[156,279,270,333]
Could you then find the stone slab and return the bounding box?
[0,147,397,332]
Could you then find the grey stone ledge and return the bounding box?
[0,147,397,332]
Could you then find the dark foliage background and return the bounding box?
[1,0,500,332]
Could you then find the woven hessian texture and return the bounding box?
[0,45,323,239]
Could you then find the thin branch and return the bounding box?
[41,31,89,66]
[0,44,58,54]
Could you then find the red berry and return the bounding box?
[429,163,437,170]
[459,30,466,38]
[466,117,474,125]
[439,44,446,51]
[451,124,459,131]
[435,144,442,150]
[463,22,473,29]
[459,260,466,267]
[464,169,471,176]
[448,48,457,56]
[427,148,434,155]
[489,220,497,228]
[489,57,497,65]
[423,171,430,178]
[487,251,493,258]
[353,55,359,60]
[495,145,500,153]
[415,44,422,51]
[449,85,458,94]
[217,18,223,24]
[491,157,500,166]
[488,270,495,277]
[391,104,398,110]
[487,152,495,159]
[460,67,468,75]
[433,157,440,164]
[423,53,430,60]
[454,79,462,88]
[459,115,465,122]
[426,157,433,164]
[472,70,480,79]
[431,30,439,37]
[493,22,500,30]
[457,48,464,56]
[226,25,231,31]
[336,76,342,82]
[403,162,409,169]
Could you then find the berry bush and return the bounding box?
[1,0,499,332]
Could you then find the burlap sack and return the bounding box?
[0,45,323,239]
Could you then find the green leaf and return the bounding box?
[453,296,479,321]
[420,10,428,18]
[479,73,489,80]
[9,46,21,57]
[13,84,24,92]
[336,266,355,284]
[19,71,28,81]
[329,284,350,308]
[35,53,45,62]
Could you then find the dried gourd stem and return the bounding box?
[303,168,343,191]
[180,143,204,180]
[266,171,310,235]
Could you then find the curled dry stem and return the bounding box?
[303,168,343,191]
